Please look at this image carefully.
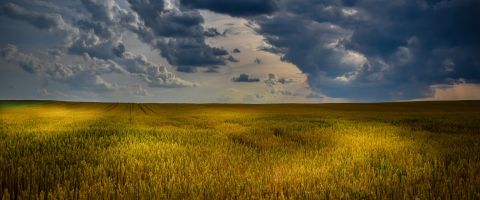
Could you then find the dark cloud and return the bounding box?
[155,38,228,68]
[68,33,119,59]
[0,2,79,44]
[232,73,260,82]
[126,0,231,72]
[205,66,219,73]
[112,43,126,57]
[70,0,140,59]
[278,77,293,84]
[256,0,480,101]
[0,0,197,94]
[2,0,229,76]
[80,0,116,23]
[179,0,278,17]
[80,0,195,87]
[204,27,222,37]
[75,20,114,39]
[232,48,241,53]
[140,9,204,38]
[2,0,479,101]
[227,55,239,63]
[0,3,67,30]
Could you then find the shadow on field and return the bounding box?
[2,101,480,199]
[0,103,135,199]
[388,116,480,134]
[224,115,336,153]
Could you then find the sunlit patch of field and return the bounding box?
[1,101,479,199]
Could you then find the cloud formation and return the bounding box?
[264,73,293,95]
[1,44,124,92]
[253,0,480,101]
[232,73,260,82]
[0,0,200,95]
[127,0,230,72]
[1,44,44,74]
[0,2,73,32]
[179,0,277,17]
[1,0,479,102]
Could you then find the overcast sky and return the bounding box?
[1,0,479,103]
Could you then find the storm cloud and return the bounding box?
[128,0,230,72]
[1,3,66,30]
[254,0,480,100]
[179,0,278,17]
[1,0,479,102]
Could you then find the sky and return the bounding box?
[0,0,479,103]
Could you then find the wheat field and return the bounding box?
[0,101,479,199]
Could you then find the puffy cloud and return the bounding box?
[232,73,260,82]
[265,73,293,85]
[0,0,198,95]
[179,0,278,17]
[2,0,479,102]
[264,73,293,95]
[155,38,228,69]
[76,0,194,87]
[0,44,44,74]
[127,0,230,72]
[45,54,125,92]
[119,52,195,88]
[68,32,120,59]
[0,44,122,92]
[254,0,480,101]
[1,43,194,95]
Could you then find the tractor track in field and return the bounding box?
[142,104,158,115]
[134,104,159,115]
[104,104,119,113]
[138,104,148,115]
[129,104,133,123]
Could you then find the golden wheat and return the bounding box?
[0,101,479,199]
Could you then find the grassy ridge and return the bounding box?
[0,101,479,199]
